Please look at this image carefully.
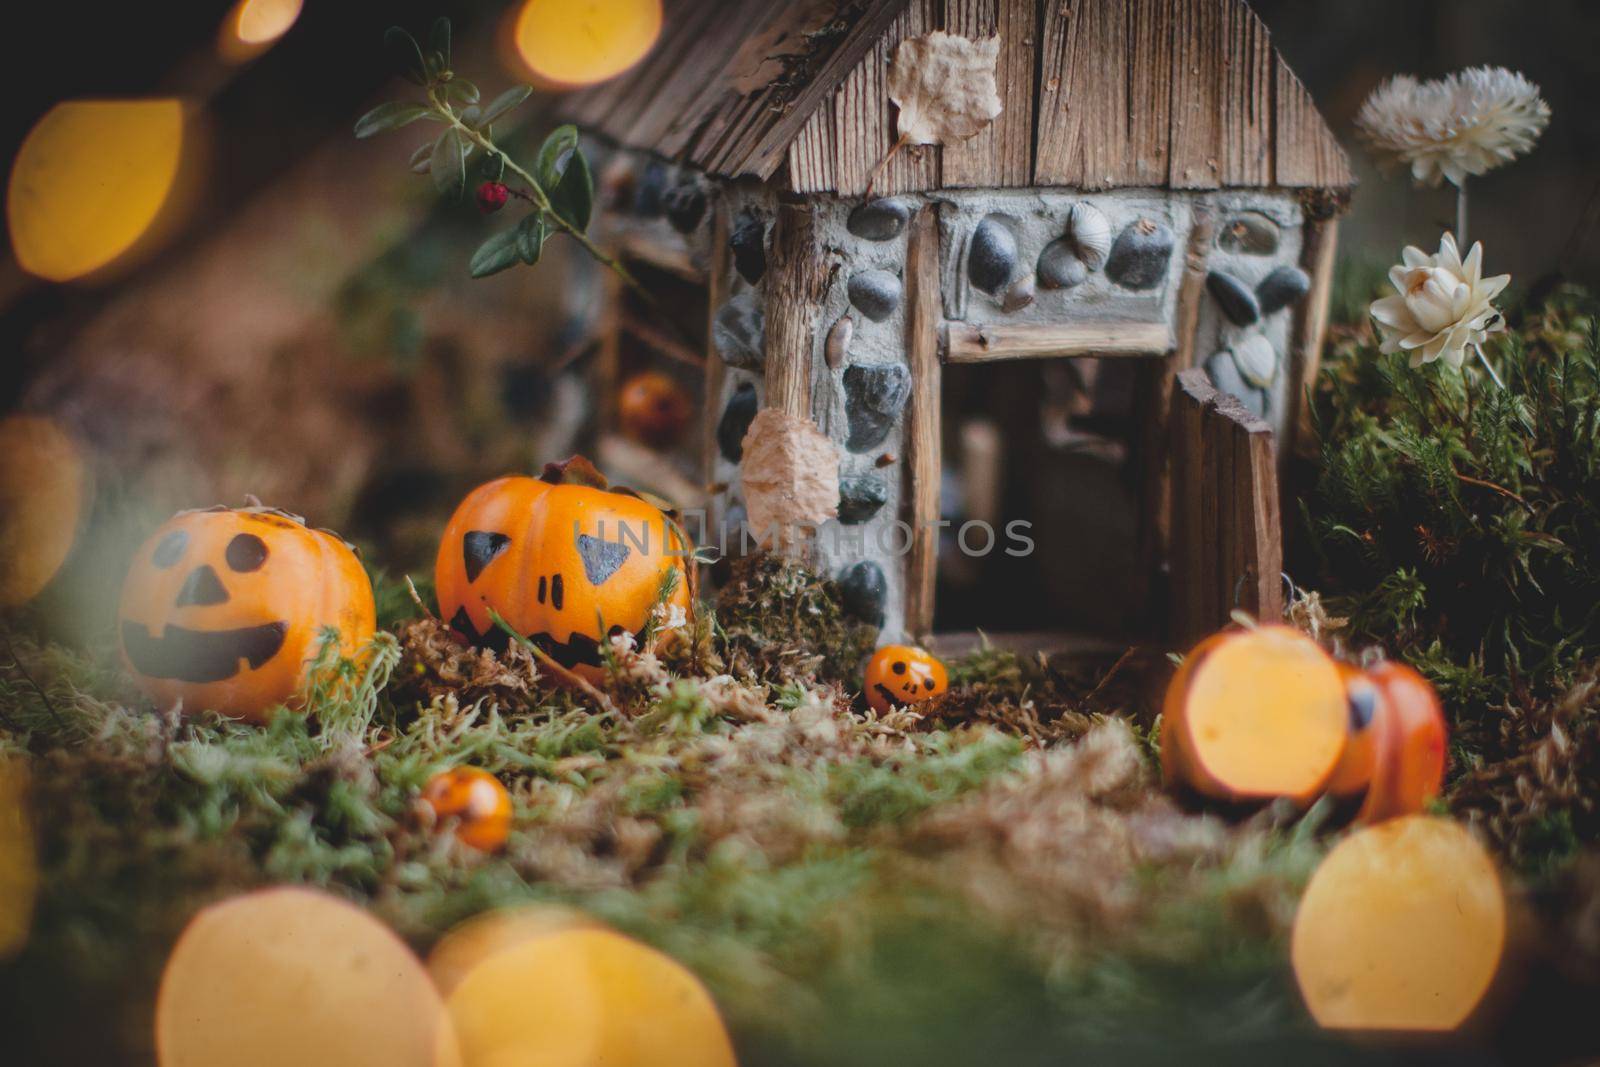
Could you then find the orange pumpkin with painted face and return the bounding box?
[1328,660,1447,824]
[117,505,375,723]
[436,456,691,681]
[864,644,948,714]
[421,767,513,852]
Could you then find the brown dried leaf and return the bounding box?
[888,32,1003,146]
[740,408,839,552]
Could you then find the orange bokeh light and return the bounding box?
[508,0,662,89]
[155,887,458,1066]
[0,415,91,607]
[219,0,303,62]
[7,99,202,284]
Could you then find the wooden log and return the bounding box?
[903,205,943,637]
[1169,368,1283,647]
[763,199,828,420]
[702,196,730,515]
[1135,203,1216,627]
[1285,214,1341,461]
[943,321,1174,363]
[1170,370,1211,645]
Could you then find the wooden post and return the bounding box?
[702,198,731,489]
[763,198,828,420]
[1169,368,1283,647]
[1136,203,1215,632]
[903,205,942,637]
[1285,214,1341,462]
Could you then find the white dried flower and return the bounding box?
[650,602,688,634]
[1355,66,1549,187]
[1370,233,1508,369]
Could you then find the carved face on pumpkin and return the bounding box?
[435,458,692,682]
[864,644,948,714]
[117,506,376,723]
[1327,661,1447,824]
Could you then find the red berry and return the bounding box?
[477,181,509,214]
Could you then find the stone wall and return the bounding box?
[602,151,1314,642]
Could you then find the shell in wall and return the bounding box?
[1066,203,1112,270]
[1231,334,1278,389]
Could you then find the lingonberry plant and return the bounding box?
[354,18,639,285]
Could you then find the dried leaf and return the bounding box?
[888,32,1003,146]
[739,408,840,552]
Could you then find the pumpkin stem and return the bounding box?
[539,455,611,490]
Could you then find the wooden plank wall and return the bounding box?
[787,0,1352,193]
[1169,368,1284,646]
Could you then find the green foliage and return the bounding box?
[1306,287,1600,719]
[354,19,600,282]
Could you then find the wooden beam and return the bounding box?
[1135,202,1216,627]
[1284,214,1341,462]
[702,197,731,496]
[1169,368,1283,647]
[763,199,828,420]
[940,0,1036,188]
[943,321,1174,363]
[903,206,943,637]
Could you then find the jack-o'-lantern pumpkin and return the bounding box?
[618,370,693,449]
[421,767,513,852]
[864,644,948,714]
[117,504,376,723]
[1327,660,1447,824]
[436,456,692,681]
[1161,625,1348,804]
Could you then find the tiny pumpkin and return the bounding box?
[864,644,948,714]
[1160,625,1348,804]
[118,504,375,723]
[421,767,513,852]
[1327,660,1447,824]
[435,456,692,681]
[617,370,693,450]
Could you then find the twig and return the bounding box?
[485,608,621,718]
[0,622,62,729]
[863,132,910,200]
[1452,467,1526,505]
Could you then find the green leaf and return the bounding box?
[479,151,506,182]
[384,26,428,85]
[535,125,581,190]
[460,104,482,127]
[516,214,548,265]
[547,143,594,233]
[353,101,432,139]
[469,227,523,278]
[480,86,533,127]
[409,140,434,174]
[430,128,466,198]
[442,79,480,105]
[428,17,452,72]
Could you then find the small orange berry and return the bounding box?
[864,644,948,714]
[421,767,512,852]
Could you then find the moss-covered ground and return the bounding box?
[3,292,1600,1064]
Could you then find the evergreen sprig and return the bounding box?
[1306,286,1600,730]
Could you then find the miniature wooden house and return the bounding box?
[569,0,1354,642]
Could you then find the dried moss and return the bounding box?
[712,552,878,688]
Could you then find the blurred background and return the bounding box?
[2,0,1597,645]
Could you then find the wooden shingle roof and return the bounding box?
[567,0,1354,195]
